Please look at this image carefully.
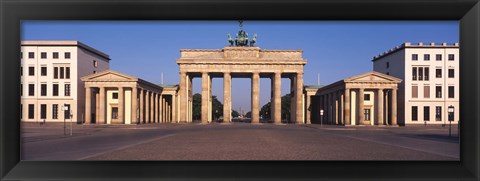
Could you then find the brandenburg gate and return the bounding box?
[177,23,307,124]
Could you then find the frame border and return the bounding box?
[1,0,479,180]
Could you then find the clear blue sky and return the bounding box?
[22,21,458,112]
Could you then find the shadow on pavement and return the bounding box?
[399,133,459,144]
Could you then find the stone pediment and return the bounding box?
[81,70,138,82]
[344,71,402,83]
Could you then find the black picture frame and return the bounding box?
[1,0,479,180]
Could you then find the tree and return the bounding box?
[259,93,292,121]
[211,95,223,120]
[245,111,251,118]
[260,102,271,120]
[232,110,240,118]
[192,93,224,121]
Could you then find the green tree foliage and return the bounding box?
[259,93,292,121]
[211,95,223,120]
[245,111,251,118]
[232,110,240,118]
[192,93,224,121]
[260,102,271,120]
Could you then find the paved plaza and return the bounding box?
[21,123,459,160]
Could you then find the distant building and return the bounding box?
[372,42,459,125]
[20,41,110,123]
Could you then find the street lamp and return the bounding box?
[448,105,454,137]
[320,109,324,126]
[63,104,68,135]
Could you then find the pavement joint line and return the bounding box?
[317,130,459,159]
[78,134,176,160]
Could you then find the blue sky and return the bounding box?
[21,21,458,112]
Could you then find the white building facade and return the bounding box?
[373,42,459,125]
[21,41,110,123]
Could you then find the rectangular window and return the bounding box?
[412,54,418,61]
[448,54,455,60]
[424,85,430,98]
[66,67,70,79]
[412,86,418,98]
[65,52,71,59]
[20,66,22,76]
[436,68,442,78]
[412,67,417,80]
[65,84,71,96]
[41,52,47,59]
[424,67,429,80]
[53,84,59,96]
[112,107,119,119]
[60,67,64,79]
[436,106,442,121]
[93,60,98,67]
[436,86,442,98]
[386,62,389,68]
[20,104,22,119]
[28,104,34,119]
[20,83,22,96]
[448,69,454,78]
[112,92,118,99]
[52,104,58,119]
[436,54,442,61]
[40,104,47,119]
[20,52,23,59]
[54,67,58,79]
[364,94,370,101]
[29,67,34,76]
[64,104,70,119]
[28,52,34,59]
[364,109,371,121]
[424,106,430,121]
[418,67,423,80]
[28,84,34,96]
[448,86,454,98]
[41,67,47,76]
[424,54,430,61]
[41,84,47,96]
[412,106,418,121]
[53,52,59,59]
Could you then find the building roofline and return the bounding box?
[21,40,111,61]
[371,42,459,62]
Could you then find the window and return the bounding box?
[424,54,430,61]
[52,104,58,119]
[54,67,58,79]
[448,86,454,98]
[112,92,118,99]
[41,52,47,59]
[65,84,71,96]
[412,86,418,98]
[20,83,22,96]
[64,104,70,119]
[28,67,34,76]
[65,52,71,59]
[53,52,59,59]
[412,54,418,61]
[364,94,370,101]
[436,106,442,121]
[28,104,34,119]
[40,104,47,119]
[386,62,389,68]
[20,66,22,76]
[412,106,418,121]
[20,52,23,59]
[112,107,119,119]
[28,52,34,59]
[436,86,442,98]
[41,84,47,96]
[424,106,430,121]
[436,54,442,61]
[93,70,97,74]
[424,85,430,98]
[418,67,423,80]
[53,84,59,96]
[41,67,47,76]
[436,68,442,78]
[28,84,34,96]
[93,60,98,67]
[66,67,70,79]
[364,109,371,121]
[424,67,429,80]
[448,54,454,60]
[20,104,22,119]
[412,67,417,80]
[60,67,64,79]
[448,69,454,78]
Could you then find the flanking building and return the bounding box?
[372,42,459,125]
[81,70,178,124]
[21,41,110,123]
[304,72,402,126]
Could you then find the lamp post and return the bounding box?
[63,104,68,135]
[320,109,324,126]
[448,105,454,137]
